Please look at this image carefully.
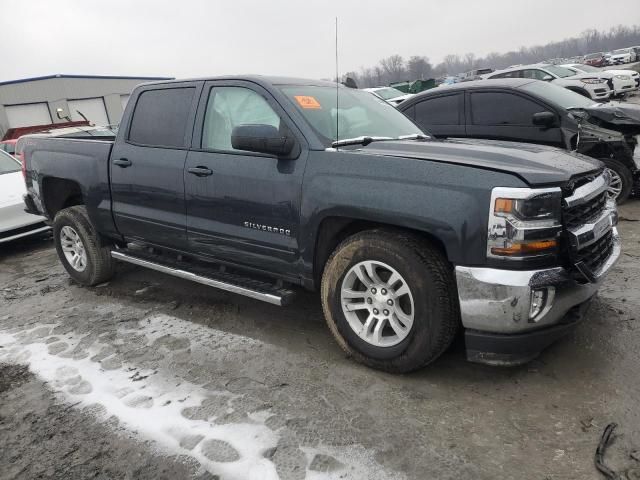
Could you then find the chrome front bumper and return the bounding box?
[455,228,621,334]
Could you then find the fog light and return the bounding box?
[529,287,555,322]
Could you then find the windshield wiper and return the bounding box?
[331,133,429,148]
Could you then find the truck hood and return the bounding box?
[359,138,602,186]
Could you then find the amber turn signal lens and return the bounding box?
[491,239,557,256]
[494,198,514,214]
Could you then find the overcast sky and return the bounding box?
[1,0,638,82]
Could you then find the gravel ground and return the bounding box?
[1,198,639,480]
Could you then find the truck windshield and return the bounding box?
[0,150,20,174]
[279,85,424,146]
[520,81,595,110]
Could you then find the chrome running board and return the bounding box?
[111,250,295,306]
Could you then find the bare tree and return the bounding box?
[407,56,432,80]
[380,55,407,83]
[345,23,640,84]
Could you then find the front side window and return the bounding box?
[544,65,575,78]
[470,92,545,126]
[0,150,20,174]
[521,69,550,80]
[128,87,195,148]
[519,81,595,109]
[414,94,461,126]
[279,85,423,145]
[202,87,281,152]
[490,70,521,79]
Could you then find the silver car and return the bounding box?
[0,150,50,243]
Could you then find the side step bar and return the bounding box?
[110,250,295,306]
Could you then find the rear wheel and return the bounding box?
[321,230,459,373]
[53,206,114,285]
[600,158,633,204]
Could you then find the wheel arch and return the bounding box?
[312,215,451,289]
[41,176,85,219]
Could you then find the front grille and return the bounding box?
[562,174,613,280]
[563,190,607,229]
[572,230,614,275]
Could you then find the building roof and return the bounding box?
[0,74,174,87]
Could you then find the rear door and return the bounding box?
[465,90,563,147]
[404,92,465,138]
[184,80,307,278]
[110,83,202,250]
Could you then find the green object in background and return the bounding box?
[409,79,436,93]
[389,81,410,93]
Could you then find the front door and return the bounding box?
[465,90,563,147]
[110,84,200,250]
[184,81,307,278]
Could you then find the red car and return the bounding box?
[583,52,608,67]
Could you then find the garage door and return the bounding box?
[4,103,52,128]
[68,98,110,126]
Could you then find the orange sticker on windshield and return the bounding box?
[294,95,322,109]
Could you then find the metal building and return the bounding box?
[0,74,172,137]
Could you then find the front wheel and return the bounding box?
[320,230,459,373]
[600,158,633,204]
[53,206,114,285]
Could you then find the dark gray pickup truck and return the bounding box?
[22,76,621,372]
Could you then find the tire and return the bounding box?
[600,158,633,204]
[320,229,459,373]
[53,206,114,286]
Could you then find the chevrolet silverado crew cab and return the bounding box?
[23,76,620,372]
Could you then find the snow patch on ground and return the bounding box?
[0,310,404,480]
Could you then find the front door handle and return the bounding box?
[188,166,213,177]
[113,158,132,167]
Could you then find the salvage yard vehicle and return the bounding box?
[0,150,49,243]
[486,64,612,101]
[399,78,640,202]
[584,52,608,67]
[607,48,637,65]
[561,63,638,96]
[363,86,414,105]
[22,76,620,372]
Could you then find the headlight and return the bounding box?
[581,78,606,84]
[615,75,631,80]
[488,187,562,260]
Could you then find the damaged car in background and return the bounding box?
[0,150,50,243]
[399,78,640,202]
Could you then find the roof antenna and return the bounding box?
[335,16,339,150]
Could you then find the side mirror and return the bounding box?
[532,111,557,128]
[231,124,295,157]
[542,75,554,82]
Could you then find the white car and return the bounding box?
[606,48,637,65]
[0,150,50,243]
[363,87,415,106]
[486,64,612,100]
[561,63,638,96]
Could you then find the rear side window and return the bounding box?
[490,70,522,79]
[128,87,195,148]
[413,94,461,126]
[470,92,544,126]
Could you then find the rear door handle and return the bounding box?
[188,166,213,177]
[113,158,132,167]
